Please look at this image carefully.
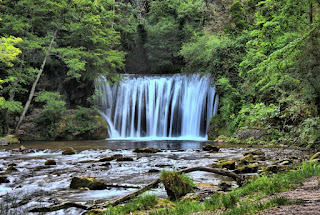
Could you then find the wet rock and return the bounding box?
[19,145,26,151]
[116,157,134,161]
[100,162,111,166]
[133,147,161,153]
[212,160,235,170]
[45,160,56,165]
[235,163,259,174]
[218,181,232,191]
[8,163,17,167]
[0,175,9,183]
[280,160,292,165]
[62,147,75,155]
[99,154,123,162]
[155,164,172,168]
[263,165,282,173]
[70,176,107,190]
[253,155,266,161]
[202,144,220,152]
[238,154,254,165]
[243,149,264,156]
[310,152,320,160]
[180,193,202,202]
[5,166,18,173]
[149,169,160,173]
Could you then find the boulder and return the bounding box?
[99,154,123,162]
[202,144,220,152]
[235,163,259,174]
[116,157,134,161]
[70,176,107,190]
[0,175,9,184]
[62,147,75,155]
[212,160,235,170]
[161,171,193,200]
[310,152,320,160]
[243,149,265,156]
[45,160,56,165]
[180,193,202,202]
[238,154,254,165]
[133,147,161,153]
[5,166,18,174]
[218,181,232,191]
[263,165,282,173]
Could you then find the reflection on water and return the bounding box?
[0,139,248,151]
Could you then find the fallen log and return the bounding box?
[29,166,244,212]
[179,166,244,186]
[29,202,93,212]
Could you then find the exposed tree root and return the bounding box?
[29,166,244,213]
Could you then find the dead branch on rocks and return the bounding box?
[29,166,244,212]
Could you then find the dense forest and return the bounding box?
[0,0,319,147]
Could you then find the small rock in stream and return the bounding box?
[70,176,107,190]
[133,147,161,153]
[202,144,220,152]
[62,147,75,155]
[0,175,9,183]
[5,166,18,174]
[99,154,123,162]
[116,157,134,161]
[45,160,56,165]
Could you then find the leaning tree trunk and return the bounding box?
[15,30,57,132]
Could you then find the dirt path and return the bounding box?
[261,176,320,215]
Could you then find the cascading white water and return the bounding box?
[96,74,218,140]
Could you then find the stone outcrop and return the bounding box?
[70,177,107,190]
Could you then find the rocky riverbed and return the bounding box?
[0,140,313,214]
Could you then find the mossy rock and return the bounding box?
[161,171,194,201]
[116,157,134,161]
[70,176,107,190]
[218,181,232,191]
[310,152,320,160]
[133,147,161,153]
[243,149,264,156]
[3,135,20,144]
[202,144,220,152]
[180,193,202,202]
[5,166,18,174]
[45,160,56,165]
[262,165,282,173]
[98,154,123,162]
[235,163,259,174]
[62,147,75,155]
[238,154,254,165]
[212,160,235,170]
[0,175,9,184]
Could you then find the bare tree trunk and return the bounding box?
[15,30,57,132]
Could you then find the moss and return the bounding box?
[62,147,75,155]
[70,176,107,190]
[161,171,194,201]
[45,159,56,165]
[4,135,20,144]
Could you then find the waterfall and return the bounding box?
[96,74,218,140]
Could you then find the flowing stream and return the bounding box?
[96,74,218,140]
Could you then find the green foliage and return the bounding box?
[102,194,157,215]
[149,162,320,215]
[160,170,194,201]
[0,36,22,66]
[35,91,66,136]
